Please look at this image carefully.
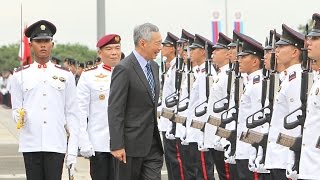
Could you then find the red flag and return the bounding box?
[19,26,32,65]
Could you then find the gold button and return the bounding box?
[43,81,46,83]
[43,93,46,96]
[268,141,270,143]
[44,121,47,124]
[303,144,305,146]
[43,107,46,110]
[58,87,61,89]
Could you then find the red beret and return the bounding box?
[96,34,121,48]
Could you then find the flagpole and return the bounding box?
[225,0,228,36]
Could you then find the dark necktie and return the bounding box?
[145,62,155,101]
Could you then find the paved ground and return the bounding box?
[0,106,170,180]
[0,106,221,180]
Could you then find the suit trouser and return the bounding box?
[113,136,163,180]
[269,169,288,180]
[236,159,254,180]
[184,142,214,180]
[23,152,65,180]
[90,152,114,180]
[209,148,227,180]
[162,132,185,180]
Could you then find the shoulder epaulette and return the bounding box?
[253,75,260,84]
[14,65,30,72]
[84,65,98,72]
[55,65,70,71]
[289,71,296,81]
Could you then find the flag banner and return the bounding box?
[212,11,222,44]
[234,12,243,33]
[19,26,32,65]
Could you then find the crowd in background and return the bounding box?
[0,70,13,108]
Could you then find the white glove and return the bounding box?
[286,163,298,180]
[224,143,236,164]
[13,108,27,123]
[198,143,209,151]
[213,140,225,151]
[248,147,257,172]
[180,137,189,145]
[254,147,269,173]
[65,154,77,169]
[80,145,95,158]
[165,131,175,140]
[286,151,298,180]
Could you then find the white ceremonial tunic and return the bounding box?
[158,60,176,132]
[77,64,113,152]
[10,61,80,156]
[175,65,199,139]
[299,72,320,179]
[265,64,302,169]
[203,64,229,148]
[236,69,263,159]
[185,63,207,146]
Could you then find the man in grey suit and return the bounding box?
[108,23,164,180]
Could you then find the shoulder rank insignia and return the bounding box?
[289,71,296,81]
[201,68,206,73]
[14,65,30,72]
[253,75,260,84]
[316,87,319,95]
[54,65,70,71]
[95,73,107,78]
[84,65,98,72]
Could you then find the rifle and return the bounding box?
[246,30,278,129]
[164,49,183,108]
[212,58,235,113]
[216,39,243,157]
[194,41,213,117]
[276,24,313,173]
[158,55,166,107]
[177,44,193,112]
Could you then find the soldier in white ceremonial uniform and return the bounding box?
[264,24,304,180]
[174,29,195,141]
[299,13,320,180]
[183,34,215,180]
[234,33,264,180]
[10,20,80,180]
[77,34,122,180]
[157,32,186,180]
[203,32,233,180]
[218,30,244,180]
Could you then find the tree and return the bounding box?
[298,19,314,35]
[0,44,20,72]
[0,43,97,72]
[52,43,97,63]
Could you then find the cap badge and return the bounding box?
[40,25,46,31]
[115,36,120,42]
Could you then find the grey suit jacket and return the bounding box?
[108,52,163,157]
